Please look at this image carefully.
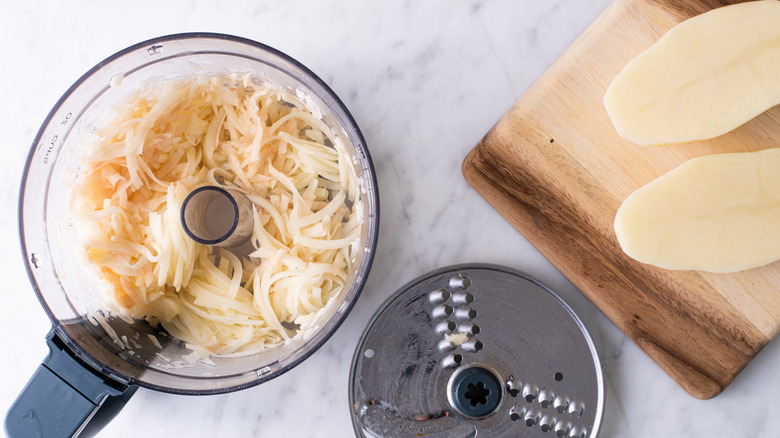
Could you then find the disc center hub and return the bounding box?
[448,366,503,418]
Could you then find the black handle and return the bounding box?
[5,330,137,438]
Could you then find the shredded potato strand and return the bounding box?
[73,75,362,356]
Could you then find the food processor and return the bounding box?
[5,33,379,438]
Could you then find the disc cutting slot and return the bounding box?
[435,321,456,334]
[524,409,541,427]
[438,339,456,353]
[539,388,554,408]
[431,305,453,319]
[540,414,555,432]
[555,420,571,437]
[451,291,474,305]
[506,378,521,397]
[522,383,539,402]
[509,405,525,422]
[429,289,451,304]
[448,274,471,289]
[568,401,585,418]
[460,339,483,352]
[456,323,479,336]
[454,307,476,320]
[554,394,569,413]
[442,354,463,368]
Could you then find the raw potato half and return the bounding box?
[614,148,780,273]
[604,0,780,146]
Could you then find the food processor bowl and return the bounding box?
[6,33,378,437]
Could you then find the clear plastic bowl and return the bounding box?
[18,33,379,394]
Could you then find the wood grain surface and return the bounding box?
[463,0,780,399]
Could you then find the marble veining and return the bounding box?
[2,1,780,437]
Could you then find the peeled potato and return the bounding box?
[604,0,780,146]
[614,148,780,273]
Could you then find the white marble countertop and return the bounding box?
[2,1,780,437]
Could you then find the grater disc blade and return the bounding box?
[349,264,604,438]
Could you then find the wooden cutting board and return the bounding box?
[463,0,780,399]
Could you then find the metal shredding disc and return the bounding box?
[349,264,604,438]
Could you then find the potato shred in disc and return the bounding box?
[72,74,363,356]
